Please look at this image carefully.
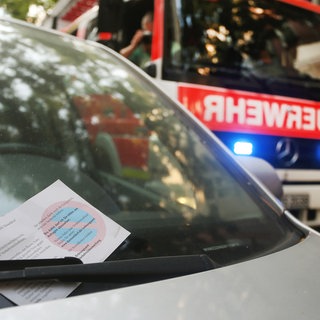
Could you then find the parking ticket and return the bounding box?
[0,180,130,305]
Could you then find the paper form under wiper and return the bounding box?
[0,180,130,305]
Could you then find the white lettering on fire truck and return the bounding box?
[203,95,319,131]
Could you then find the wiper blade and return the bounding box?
[0,257,82,271]
[0,254,217,282]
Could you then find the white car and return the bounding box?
[0,17,319,320]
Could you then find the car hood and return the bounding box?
[0,228,320,319]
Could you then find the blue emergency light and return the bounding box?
[233,141,253,155]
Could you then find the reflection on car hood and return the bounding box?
[0,229,320,319]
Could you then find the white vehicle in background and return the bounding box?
[57,0,320,229]
[59,5,99,40]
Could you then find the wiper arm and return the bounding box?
[0,254,217,283]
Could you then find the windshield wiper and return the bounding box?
[0,257,82,271]
[0,254,217,282]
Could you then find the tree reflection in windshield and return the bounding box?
[0,19,302,267]
[0,21,200,217]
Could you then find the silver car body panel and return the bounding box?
[0,229,319,320]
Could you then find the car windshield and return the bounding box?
[0,19,301,272]
[166,0,320,87]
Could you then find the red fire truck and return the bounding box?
[58,0,320,227]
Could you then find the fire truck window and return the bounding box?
[165,0,320,80]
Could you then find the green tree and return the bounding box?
[0,0,58,21]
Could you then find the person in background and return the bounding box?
[120,12,153,68]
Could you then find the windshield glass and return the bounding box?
[165,0,320,92]
[0,19,301,271]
